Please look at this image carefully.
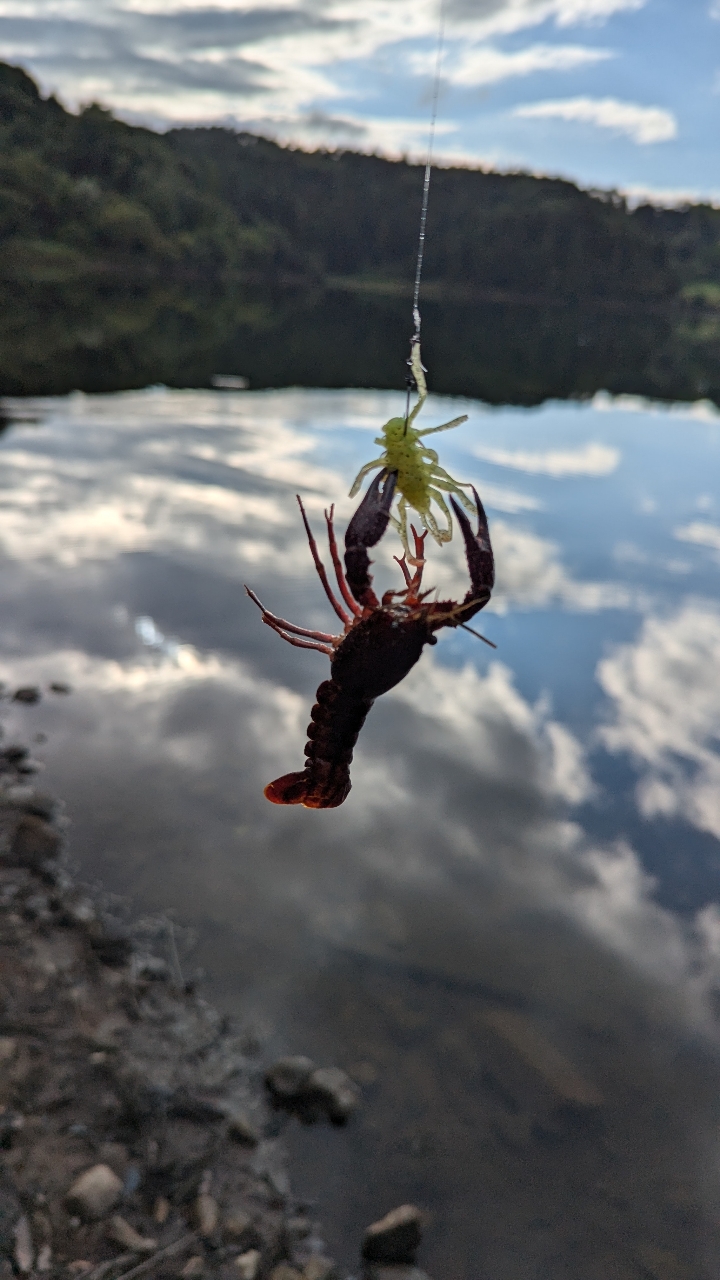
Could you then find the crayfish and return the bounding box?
[246,469,494,809]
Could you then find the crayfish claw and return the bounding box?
[344,469,397,608]
[450,486,495,601]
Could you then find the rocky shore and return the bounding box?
[0,727,430,1280]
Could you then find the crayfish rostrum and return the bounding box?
[246,469,495,809]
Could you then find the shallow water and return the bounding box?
[2,386,720,1277]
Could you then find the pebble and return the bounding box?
[97,1142,129,1177]
[233,1252,261,1280]
[0,1037,17,1062]
[67,1262,92,1275]
[222,1211,253,1240]
[153,1197,170,1225]
[268,1266,303,1280]
[10,815,61,869]
[363,1270,432,1280]
[65,1165,123,1220]
[226,1114,259,1147]
[106,1215,157,1252]
[306,1068,360,1123]
[302,1258,336,1280]
[195,1193,219,1236]
[13,1213,33,1273]
[361,1206,423,1266]
[36,1244,52,1272]
[265,1057,315,1100]
[181,1258,205,1279]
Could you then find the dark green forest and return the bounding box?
[3,59,720,405]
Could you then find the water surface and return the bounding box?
[2,386,720,1278]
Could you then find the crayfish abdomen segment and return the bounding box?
[264,679,373,809]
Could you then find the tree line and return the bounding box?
[2,59,720,404]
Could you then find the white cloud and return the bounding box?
[591,390,720,420]
[620,183,720,209]
[597,602,720,840]
[389,514,635,614]
[471,481,543,512]
[0,390,348,571]
[446,0,645,39]
[410,41,613,87]
[0,0,646,146]
[675,521,720,554]
[474,441,620,476]
[391,652,595,803]
[514,96,677,143]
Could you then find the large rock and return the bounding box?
[361,1205,423,1266]
[65,1165,123,1220]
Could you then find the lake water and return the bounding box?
[2,386,720,1278]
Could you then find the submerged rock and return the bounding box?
[361,1206,423,1266]
[306,1067,360,1124]
[265,1057,315,1101]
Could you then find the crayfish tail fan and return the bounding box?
[264,772,310,805]
[264,770,352,809]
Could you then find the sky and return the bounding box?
[1,0,718,205]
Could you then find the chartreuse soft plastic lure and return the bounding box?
[349,341,475,562]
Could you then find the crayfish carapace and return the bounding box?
[246,469,494,809]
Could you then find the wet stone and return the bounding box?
[107,1216,157,1252]
[87,917,133,967]
[306,1068,360,1124]
[12,1214,33,1273]
[226,1114,259,1147]
[181,1257,205,1279]
[0,1038,17,1064]
[233,1252,261,1280]
[10,816,61,870]
[302,1258,338,1280]
[195,1193,219,1237]
[361,1206,423,1267]
[65,1165,123,1220]
[222,1211,253,1242]
[12,688,41,705]
[153,1198,170,1225]
[363,1270,432,1280]
[265,1057,315,1101]
[36,1244,52,1272]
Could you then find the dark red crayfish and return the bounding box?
[246,470,494,809]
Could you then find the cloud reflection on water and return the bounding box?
[598,602,720,843]
[3,388,720,1274]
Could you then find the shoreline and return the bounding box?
[0,746,429,1280]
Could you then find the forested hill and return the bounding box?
[3,59,720,405]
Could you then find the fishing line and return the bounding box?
[404,0,447,431]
